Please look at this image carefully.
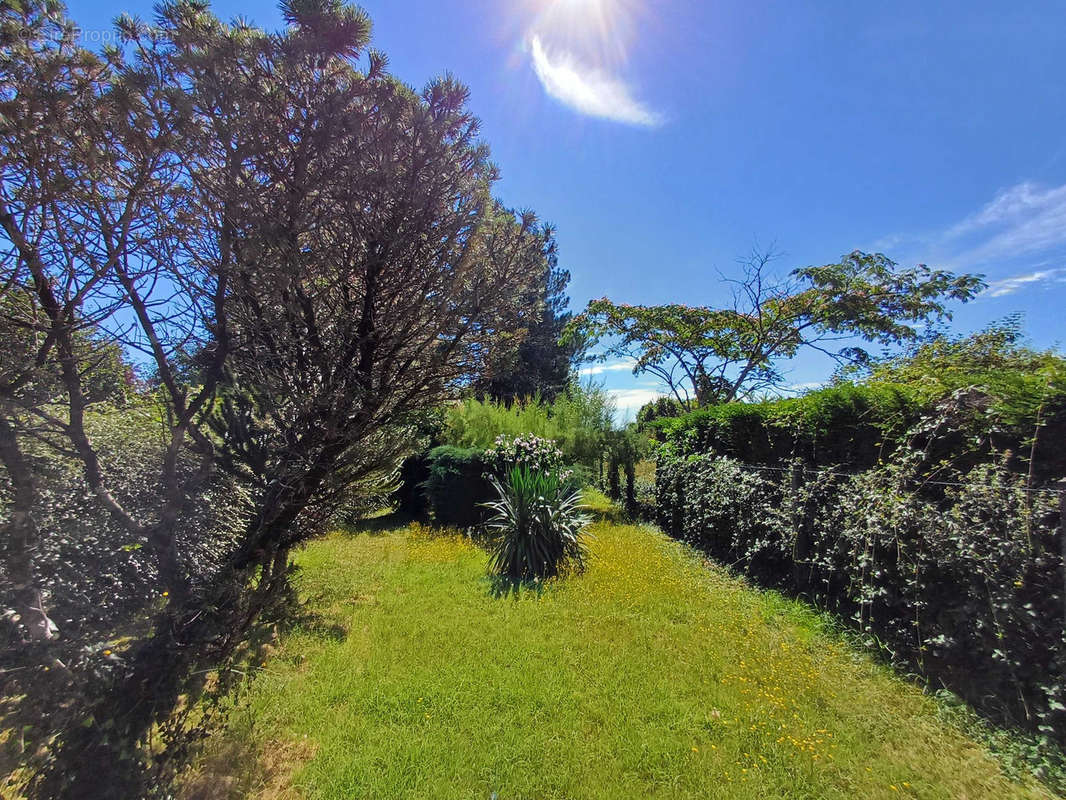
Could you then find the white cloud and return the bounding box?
[948,182,1066,238]
[984,268,1066,298]
[946,182,1066,267]
[577,357,638,377]
[606,387,666,421]
[783,381,824,394]
[872,181,1066,299]
[528,35,663,128]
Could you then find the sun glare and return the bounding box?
[529,0,638,67]
[511,0,660,127]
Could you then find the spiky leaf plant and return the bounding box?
[483,466,591,581]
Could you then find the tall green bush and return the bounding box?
[650,320,1066,749]
[656,450,1065,746]
[442,382,614,474]
[862,316,1066,427]
[654,383,920,466]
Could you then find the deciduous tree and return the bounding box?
[566,250,984,409]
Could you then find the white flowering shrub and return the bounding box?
[483,434,572,482]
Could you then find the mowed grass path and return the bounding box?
[187,520,1051,800]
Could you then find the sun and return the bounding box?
[528,0,638,67]
[555,0,609,9]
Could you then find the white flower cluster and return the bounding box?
[484,433,572,481]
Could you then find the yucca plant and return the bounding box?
[482,466,592,581]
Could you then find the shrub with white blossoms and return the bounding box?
[483,434,572,482]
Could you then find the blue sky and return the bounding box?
[68,0,1066,417]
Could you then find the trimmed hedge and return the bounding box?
[421,446,493,528]
[656,451,1066,744]
[394,454,431,517]
[652,383,920,468]
[405,437,583,528]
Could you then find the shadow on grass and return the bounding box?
[294,610,349,643]
[337,509,417,535]
[179,729,317,800]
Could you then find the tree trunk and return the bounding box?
[0,415,55,642]
[623,455,636,517]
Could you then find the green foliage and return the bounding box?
[635,395,686,432]
[3,0,559,787]
[422,446,493,529]
[654,333,1066,749]
[654,325,1066,753]
[565,250,984,407]
[0,402,248,772]
[443,382,615,475]
[473,224,585,403]
[601,424,652,515]
[656,449,1066,750]
[445,395,554,445]
[482,466,591,580]
[0,403,246,631]
[656,382,920,467]
[657,321,1066,480]
[860,316,1066,429]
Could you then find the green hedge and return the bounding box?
[653,380,1066,480]
[653,383,920,467]
[421,446,493,528]
[394,454,431,517]
[656,451,1066,745]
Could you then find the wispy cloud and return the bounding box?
[946,182,1066,267]
[872,181,1066,299]
[528,35,663,128]
[783,381,825,394]
[984,268,1066,297]
[577,357,638,377]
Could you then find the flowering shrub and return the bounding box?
[483,434,572,482]
[656,449,1066,747]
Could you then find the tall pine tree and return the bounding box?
[475,222,585,402]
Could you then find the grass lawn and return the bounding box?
[184,517,1052,800]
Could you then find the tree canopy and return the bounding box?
[565,250,984,409]
[472,221,585,403]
